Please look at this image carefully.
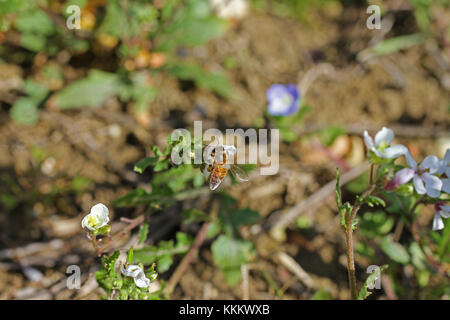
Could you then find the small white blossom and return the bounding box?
[122,265,150,289]
[432,202,450,231]
[363,127,408,159]
[81,203,110,231]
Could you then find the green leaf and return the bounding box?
[311,289,332,300]
[409,242,427,270]
[211,235,255,286]
[51,70,120,109]
[157,254,173,273]
[10,97,39,125]
[21,32,46,52]
[357,265,388,300]
[183,209,210,223]
[138,223,149,244]
[229,208,261,229]
[336,168,349,228]
[133,234,192,271]
[15,10,55,35]
[23,79,49,103]
[127,246,134,264]
[156,2,228,52]
[166,63,231,97]
[154,158,170,172]
[359,33,426,60]
[320,126,346,146]
[380,236,410,264]
[97,0,131,39]
[175,232,193,248]
[364,196,386,208]
[206,220,222,239]
[359,210,394,239]
[134,157,158,174]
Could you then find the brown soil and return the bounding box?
[0,4,449,300]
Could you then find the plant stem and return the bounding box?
[369,164,374,185]
[344,184,376,299]
[345,223,357,299]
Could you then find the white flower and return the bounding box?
[403,152,442,198]
[121,265,150,289]
[81,203,110,231]
[438,149,450,194]
[210,0,248,19]
[432,202,450,231]
[363,127,408,159]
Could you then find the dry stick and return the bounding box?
[277,252,316,290]
[345,184,376,300]
[268,161,370,233]
[165,221,211,296]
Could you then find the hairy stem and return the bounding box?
[345,184,376,299]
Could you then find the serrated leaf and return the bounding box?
[364,196,386,208]
[134,157,158,174]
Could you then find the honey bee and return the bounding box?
[201,144,249,191]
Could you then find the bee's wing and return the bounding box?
[230,165,249,182]
[209,171,226,191]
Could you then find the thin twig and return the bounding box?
[165,200,219,296]
[277,252,316,290]
[164,221,211,296]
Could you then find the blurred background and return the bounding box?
[0,0,449,300]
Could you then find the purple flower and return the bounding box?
[266,84,301,116]
[432,201,450,231]
[388,152,442,197]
